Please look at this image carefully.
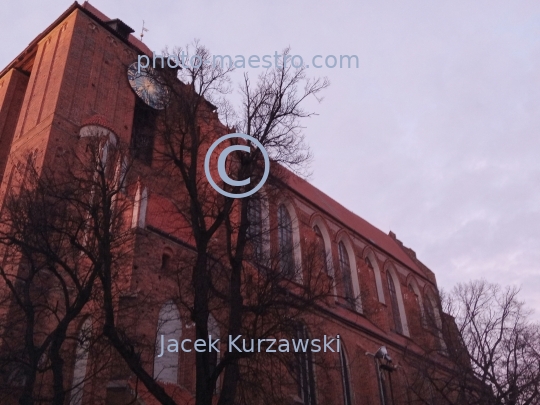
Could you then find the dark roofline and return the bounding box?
[0,2,150,80]
[0,2,78,79]
[275,173,437,286]
[0,2,436,289]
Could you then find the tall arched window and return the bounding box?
[424,294,447,352]
[208,314,220,391]
[296,324,317,405]
[314,225,329,275]
[387,272,403,334]
[118,155,128,192]
[424,295,436,329]
[70,318,92,405]
[131,183,148,229]
[247,197,263,261]
[365,257,377,300]
[364,252,385,303]
[278,204,294,277]
[408,283,424,326]
[338,242,354,308]
[154,301,182,384]
[100,139,110,168]
[339,346,353,405]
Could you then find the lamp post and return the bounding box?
[366,346,398,405]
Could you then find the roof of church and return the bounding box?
[0,1,152,79]
[81,2,152,55]
[285,172,433,280]
[0,1,436,286]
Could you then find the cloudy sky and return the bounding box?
[3,1,539,316]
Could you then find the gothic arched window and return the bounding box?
[425,295,436,328]
[387,272,403,334]
[338,241,354,308]
[339,345,353,405]
[295,324,317,405]
[70,318,92,405]
[424,294,447,352]
[314,225,329,275]
[278,204,294,277]
[208,314,220,391]
[408,283,423,324]
[365,253,385,303]
[154,301,182,383]
[131,184,148,228]
[247,197,263,261]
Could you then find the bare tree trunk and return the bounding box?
[49,331,66,405]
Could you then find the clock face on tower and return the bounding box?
[127,62,168,110]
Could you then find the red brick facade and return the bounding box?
[0,3,458,405]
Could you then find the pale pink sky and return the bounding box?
[2,0,540,316]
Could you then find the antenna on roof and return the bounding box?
[140,20,149,41]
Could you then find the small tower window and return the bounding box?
[161,253,171,270]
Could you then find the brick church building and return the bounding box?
[0,3,464,405]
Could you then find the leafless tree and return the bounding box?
[0,134,133,405]
[403,280,540,405]
[0,41,338,405]
[94,42,337,405]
